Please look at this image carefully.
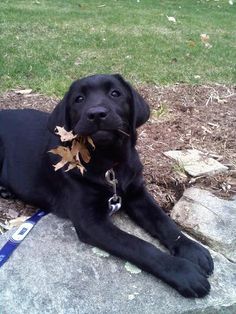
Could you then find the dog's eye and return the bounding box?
[75,95,84,103]
[111,90,121,97]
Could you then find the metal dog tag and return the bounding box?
[108,196,122,215]
[105,169,122,215]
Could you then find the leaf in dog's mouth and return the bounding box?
[49,126,95,174]
[54,126,77,142]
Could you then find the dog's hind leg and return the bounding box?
[0,137,3,173]
[0,186,15,199]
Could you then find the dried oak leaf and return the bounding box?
[74,141,91,163]
[200,33,209,43]
[49,126,95,175]
[87,136,96,149]
[54,126,77,142]
[167,15,176,23]
[49,146,76,170]
[49,144,86,174]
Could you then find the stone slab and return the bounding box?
[0,213,236,314]
[171,187,236,262]
[164,149,228,177]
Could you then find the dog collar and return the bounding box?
[105,169,122,216]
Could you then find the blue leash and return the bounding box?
[0,209,48,267]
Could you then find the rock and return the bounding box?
[164,149,228,177]
[0,213,236,313]
[171,187,236,262]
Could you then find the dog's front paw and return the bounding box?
[173,236,214,276]
[164,258,210,298]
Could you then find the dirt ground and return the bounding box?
[0,84,235,230]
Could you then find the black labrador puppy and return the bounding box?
[0,74,213,298]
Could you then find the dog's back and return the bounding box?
[0,109,52,202]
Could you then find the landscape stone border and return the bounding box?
[0,212,235,313]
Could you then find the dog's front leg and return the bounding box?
[72,214,210,298]
[125,184,214,277]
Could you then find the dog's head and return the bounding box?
[48,74,150,146]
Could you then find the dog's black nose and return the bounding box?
[87,106,109,122]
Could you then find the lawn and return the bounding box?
[0,0,235,96]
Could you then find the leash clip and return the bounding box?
[105,169,122,215]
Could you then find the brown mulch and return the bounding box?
[137,84,236,210]
[0,84,235,229]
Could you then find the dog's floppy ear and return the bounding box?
[130,86,150,128]
[113,74,150,128]
[47,92,71,133]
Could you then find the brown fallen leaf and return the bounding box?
[49,145,86,173]
[49,126,95,174]
[188,40,196,48]
[14,89,32,95]
[77,142,91,163]
[54,126,77,142]
[49,146,73,161]
[8,216,30,229]
[166,15,176,23]
[200,33,212,49]
[49,146,75,170]
[87,136,96,149]
[200,33,209,43]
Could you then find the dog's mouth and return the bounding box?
[92,128,130,144]
[74,119,130,145]
[90,130,115,145]
[76,128,129,147]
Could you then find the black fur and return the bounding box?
[0,74,213,297]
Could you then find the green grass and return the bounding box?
[0,0,235,96]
